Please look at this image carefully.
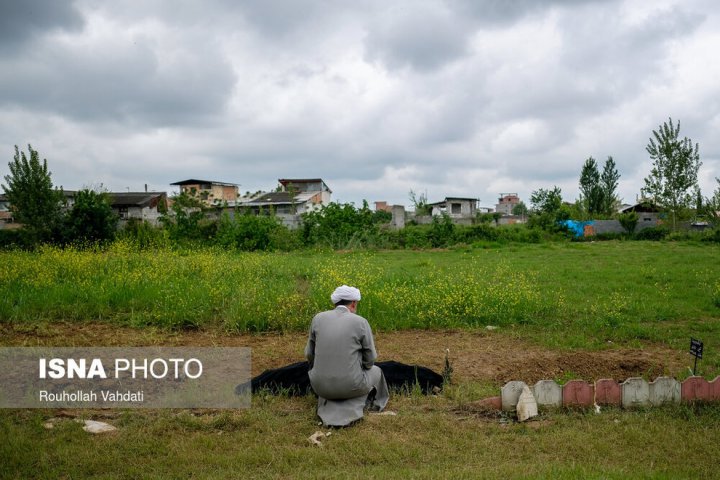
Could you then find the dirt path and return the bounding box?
[0,322,689,384]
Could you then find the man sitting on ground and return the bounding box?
[305,285,389,426]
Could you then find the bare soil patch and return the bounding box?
[0,322,688,383]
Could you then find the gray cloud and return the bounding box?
[0,0,84,52]
[364,3,471,71]
[453,0,614,25]
[0,0,718,209]
[0,29,236,127]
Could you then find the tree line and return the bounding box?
[526,117,717,233]
[2,118,719,250]
[2,145,117,246]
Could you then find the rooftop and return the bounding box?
[170,179,238,187]
[241,191,317,206]
[109,192,166,207]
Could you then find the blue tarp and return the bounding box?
[560,220,595,238]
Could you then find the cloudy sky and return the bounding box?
[1,0,718,209]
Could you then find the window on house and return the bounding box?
[451,203,461,214]
[118,207,129,219]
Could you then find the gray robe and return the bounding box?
[305,306,389,426]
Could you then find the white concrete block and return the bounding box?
[622,377,650,408]
[501,381,528,411]
[649,376,681,406]
[517,386,538,422]
[532,380,562,408]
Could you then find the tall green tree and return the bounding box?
[530,186,562,215]
[528,186,566,230]
[642,118,702,230]
[618,211,639,235]
[600,156,620,215]
[64,189,118,243]
[511,201,528,217]
[578,156,621,218]
[160,191,207,242]
[301,201,388,249]
[2,144,64,242]
[579,157,603,216]
[408,189,430,215]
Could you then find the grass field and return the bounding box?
[1,240,719,478]
[1,240,718,369]
[2,399,720,479]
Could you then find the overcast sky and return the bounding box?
[1,0,718,209]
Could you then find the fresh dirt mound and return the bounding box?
[374,330,685,384]
[0,323,688,383]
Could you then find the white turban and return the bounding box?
[331,285,361,304]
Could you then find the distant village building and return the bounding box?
[170,179,239,206]
[374,201,392,213]
[239,178,331,215]
[109,192,167,226]
[495,193,520,216]
[374,201,405,229]
[236,178,332,228]
[0,194,15,228]
[566,201,665,238]
[618,201,664,226]
[1,190,77,229]
[1,190,167,230]
[277,178,332,208]
[428,197,478,218]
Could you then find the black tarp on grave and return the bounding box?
[237,361,444,396]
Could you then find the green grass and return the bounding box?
[1,241,718,363]
[1,241,719,478]
[2,396,720,479]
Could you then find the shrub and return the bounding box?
[160,192,207,242]
[700,228,720,244]
[395,224,431,249]
[0,229,30,249]
[118,219,170,249]
[428,214,455,247]
[268,226,303,251]
[215,212,288,251]
[301,201,389,249]
[619,212,639,235]
[456,224,499,243]
[666,231,692,242]
[635,226,669,241]
[62,189,117,244]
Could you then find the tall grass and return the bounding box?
[0,241,559,331]
[1,241,718,362]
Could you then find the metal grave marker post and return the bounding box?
[690,338,703,375]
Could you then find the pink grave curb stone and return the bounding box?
[473,396,502,410]
[649,377,681,406]
[711,377,720,401]
[562,380,594,408]
[621,378,650,408]
[594,379,621,406]
[681,376,711,403]
[501,381,529,411]
[532,380,562,408]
